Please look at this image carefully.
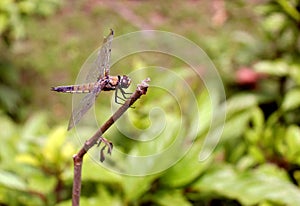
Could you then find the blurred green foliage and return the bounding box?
[1,0,300,206]
[0,0,61,122]
[0,112,75,205]
[0,0,61,44]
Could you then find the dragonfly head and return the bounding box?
[120,75,131,88]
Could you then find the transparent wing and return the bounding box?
[68,30,113,130]
[68,88,102,130]
[85,29,114,83]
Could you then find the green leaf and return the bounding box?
[17,1,35,14]
[0,114,17,140]
[21,112,48,140]
[197,89,212,136]
[261,13,286,34]
[250,107,264,131]
[27,173,56,194]
[290,64,300,85]
[281,88,300,111]
[152,190,192,206]
[160,141,213,187]
[73,197,101,206]
[236,155,258,170]
[225,93,258,118]
[57,184,122,206]
[0,14,8,34]
[221,110,252,141]
[0,170,27,191]
[122,174,158,201]
[285,125,300,163]
[36,0,61,16]
[55,199,72,206]
[254,60,289,76]
[248,145,265,163]
[220,94,258,142]
[192,164,300,205]
[0,0,13,9]
[245,107,264,144]
[42,126,67,163]
[95,184,122,206]
[15,154,39,166]
[81,158,122,184]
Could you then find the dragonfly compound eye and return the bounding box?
[120,75,131,88]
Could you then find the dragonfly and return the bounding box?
[52,29,132,131]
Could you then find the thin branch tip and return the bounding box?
[137,77,150,94]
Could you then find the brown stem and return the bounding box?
[72,78,150,206]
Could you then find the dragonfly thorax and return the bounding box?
[119,75,131,88]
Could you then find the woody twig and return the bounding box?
[72,78,150,206]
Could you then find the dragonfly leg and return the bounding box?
[114,87,135,108]
[119,87,132,99]
[97,136,113,162]
[114,87,126,105]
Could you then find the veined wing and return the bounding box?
[68,83,102,130]
[67,30,113,130]
[85,29,114,83]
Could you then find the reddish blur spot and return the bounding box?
[235,67,267,89]
[237,67,266,83]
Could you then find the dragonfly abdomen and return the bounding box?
[51,83,96,93]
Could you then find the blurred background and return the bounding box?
[1,0,300,205]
